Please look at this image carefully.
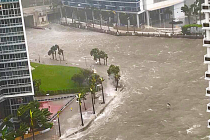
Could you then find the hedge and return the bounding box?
[35,87,90,96]
[182,24,202,35]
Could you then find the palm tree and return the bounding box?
[90,87,95,114]
[196,0,204,24]
[191,3,199,23]
[77,93,84,126]
[51,45,58,60]
[115,73,120,91]
[90,48,100,63]
[0,115,15,140]
[98,50,105,65]
[81,90,87,110]
[58,48,64,61]
[99,77,105,104]
[48,49,54,59]
[29,110,35,140]
[107,65,120,91]
[17,101,52,137]
[181,4,193,24]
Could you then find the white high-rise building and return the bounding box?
[0,0,34,119]
[202,0,210,128]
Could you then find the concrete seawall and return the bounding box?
[60,23,203,39]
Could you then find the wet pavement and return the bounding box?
[26,24,209,140]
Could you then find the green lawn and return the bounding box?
[30,62,82,91]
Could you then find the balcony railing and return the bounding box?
[206,87,210,96]
[0,57,28,62]
[0,40,25,46]
[0,49,26,55]
[204,55,210,64]
[202,3,210,12]
[0,31,24,37]
[1,82,31,88]
[1,74,30,80]
[207,103,210,112]
[205,71,210,81]
[0,66,28,72]
[203,23,210,30]
[0,23,23,28]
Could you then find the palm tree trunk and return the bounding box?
[101,84,105,104]
[52,53,54,60]
[32,126,35,140]
[79,102,84,126]
[116,79,118,91]
[93,93,95,104]
[104,59,105,65]
[188,15,191,24]
[106,58,107,65]
[83,99,87,110]
[99,58,101,65]
[54,51,57,60]
[62,53,64,61]
[91,93,95,114]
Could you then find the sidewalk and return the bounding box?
[27,90,115,140]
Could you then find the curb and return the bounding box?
[61,95,116,139]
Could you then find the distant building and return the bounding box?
[23,5,50,27]
[0,0,34,119]
[62,0,185,27]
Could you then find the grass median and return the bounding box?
[30,62,82,92]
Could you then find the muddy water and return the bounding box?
[26,24,209,140]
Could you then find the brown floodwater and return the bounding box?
[26,24,209,140]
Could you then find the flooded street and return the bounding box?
[26,24,209,140]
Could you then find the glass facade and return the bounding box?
[0,0,34,118]
[63,0,141,12]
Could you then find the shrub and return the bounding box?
[182,24,202,35]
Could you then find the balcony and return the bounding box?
[207,103,210,112]
[0,40,25,46]
[203,23,210,30]
[206,87,210,97]
[1,74,30,80]
[204,55,210,64]
[202,3,210,13]
[203,38,210,47]
[205,71,210,80]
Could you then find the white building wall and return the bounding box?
[174,2,185,19]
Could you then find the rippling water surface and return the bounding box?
[26,24,209,140]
